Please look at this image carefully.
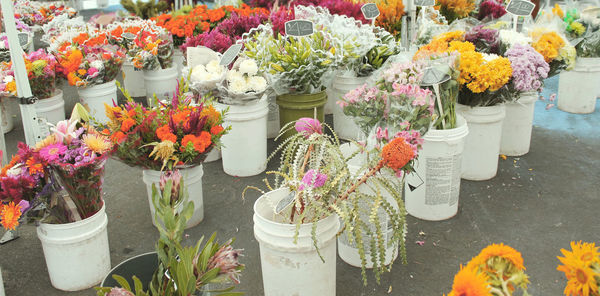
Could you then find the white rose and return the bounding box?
[198,72,212,81]
[205,60,223,74]
[3,75,14,83]
[248,76,267,92]
[191,64,208,82]
[238,59,258,76]
[226,69,243,81]
[229,77,248,93]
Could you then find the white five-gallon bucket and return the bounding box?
[457,104,506,181]
[267,94,280,139]
[218,99,268,177]
[254,187,339,296]
[78,80,117,124]
[1,99,13,134]
[500,92,538,156]
[122,62,146,97]
[204,103,224,162]
[331,75,367,140]
[337,143,401,267]
[173,49,185,77]
[558,57,600,114]
[36,203,110,291]
[405,115,469,221]
[35,89,65,126]
[143,67,179,103]
[142,165,204,229]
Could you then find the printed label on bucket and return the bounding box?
[425,155,461,206]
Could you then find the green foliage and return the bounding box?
[120,0,169,19]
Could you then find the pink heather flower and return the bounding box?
[39,143,68,162]
[206,240,243,284]
[51,119,78,144]
[299,169,328,191]
[295,118,322,138]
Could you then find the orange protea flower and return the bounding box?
[448,265,492,296]
[557,255,599,296]
[381,137,415,171]
[120,118,136,132]
[156,125,177,143]
[467,243,525,271]
[0,202,23,230]
[26,157,43,175]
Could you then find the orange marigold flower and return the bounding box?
[381,137,415,171]
[448,265,492,296]
[0,202,23,230]
[467,243,525,271]
[172,110,191,126]
[110,131,127,144]
[156,125,177,143]
[210,125,224,135]
[121,118,136,132]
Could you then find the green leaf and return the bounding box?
[112,274,132,291]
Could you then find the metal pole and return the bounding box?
[0,267,5,296]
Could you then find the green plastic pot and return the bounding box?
[276,90,327,139]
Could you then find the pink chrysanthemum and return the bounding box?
[39,143,67,162]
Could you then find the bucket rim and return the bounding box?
[424,115,469,140]
[38,201,106,230]
[100,251,158,287]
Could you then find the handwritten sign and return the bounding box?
[17,33,28,47]
[285,20,314,37]
[361,3,380,19]
[506,0,535,16]
[275,191,296,214]
[420,67,451,86]
[414,0,435,7]
[220,44,243,66]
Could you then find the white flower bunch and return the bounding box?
[226,58,267,94]
[499,30,532,48]
[191,60,225,83]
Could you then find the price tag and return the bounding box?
[219,44,243,66]
[17,33,28,47]
[275,191,296,214]
[506,0,535,16]
[414,0,435,7]
[420,67,451,86]
[285,20,314,37]
[361,3,380,19]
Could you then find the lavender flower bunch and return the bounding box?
[505,44,550,95]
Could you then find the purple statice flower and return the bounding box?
[299,169,328,191]
[465,25,501,54]
[295,118,323,138]
[478,0,507,21]
[505,44,550,93]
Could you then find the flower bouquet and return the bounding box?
[50,30,126,87]
[478,0,507,21]
[102,80,228,171]
[0,104,112,227]
[504,43,549,99]
[246,117,414,284]
[557,241,600,296]
[126,23,174,71]
[14,0,77,27]
[527,25,576,77]
[96,171,244,296]
[183,49,227,94]
[373,0,405,38]
[216,58,268,104]
[436,0,476,24]
[553,3,600,58]
[447,243,530,296]
[0,49,58,100]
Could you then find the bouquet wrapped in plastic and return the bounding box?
[182,47,227,94]
[124,21,174,70]
[0,49,58,100]
[216,58,269,105]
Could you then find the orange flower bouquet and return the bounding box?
[50,30,126,87]
[125,21,174,70]
[447,243,531,296]
[101,80,228,171]
[557,241,600,296]
[528,27,576,77]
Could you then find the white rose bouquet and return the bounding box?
[217,58,268,105]
[183,47,227,93]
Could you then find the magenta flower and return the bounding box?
[39,143,67,162]
[299,169,328,191]
[295,118,322,138]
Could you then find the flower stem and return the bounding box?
[336,160,384,204]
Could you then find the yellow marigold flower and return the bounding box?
[448,265,492,296]
[570,22,586,36]
[82,134,112,154]
[0,202,22,230]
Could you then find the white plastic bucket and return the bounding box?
[331,75,367,140]
[173,49,185,77]
[218,100,268,177]
[122,62,146,97]
[35,89,65,126]
[267,93,280,139]
[337,143,400,267]
[78,80,117,124]
[1,99,13,134]
[36,203,110,291]
[456,104,506,181]
[143,67,178,103]
[204,103,224,162]
[558,57,600,114]
[405,115,469,221]
[142,165,204,229]
[500,92,537,156]
[254,187,339,296]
